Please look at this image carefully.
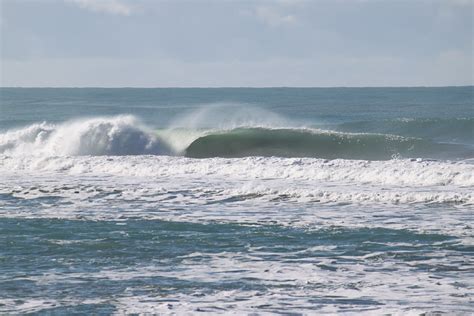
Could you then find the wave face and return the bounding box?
[185,127,471,160]
[0,116,171,156]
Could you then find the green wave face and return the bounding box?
[185,128,472,160]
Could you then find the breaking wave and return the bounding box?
[0,115,472,160]
[0,116,171,156]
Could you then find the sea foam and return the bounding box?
[1,155,472,187]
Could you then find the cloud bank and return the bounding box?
[1,0,472,87]
[66,0,132,16]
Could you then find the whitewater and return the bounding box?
[0,87,473,314]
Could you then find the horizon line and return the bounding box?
[1,85,473,89]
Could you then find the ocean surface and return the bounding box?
[0,87,473,314]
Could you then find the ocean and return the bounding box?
[0,87,473,314]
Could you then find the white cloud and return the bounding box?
[254,6,297,27]
[67,0,132,16]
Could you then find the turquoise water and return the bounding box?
[0,87,473,314]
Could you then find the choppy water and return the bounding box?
[0,87,473,314]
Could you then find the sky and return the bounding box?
[0,0,472,87]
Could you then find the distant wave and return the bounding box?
[334,117,474,144]
[1,115,472,160]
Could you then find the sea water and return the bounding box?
[0,87,473,314]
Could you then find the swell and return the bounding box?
[185,128,472,160]
[334,117,474,144]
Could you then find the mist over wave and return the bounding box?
[168,103,293,130]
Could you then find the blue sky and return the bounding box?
[0,0,472,87]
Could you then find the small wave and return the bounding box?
[0,116,172,156]
[335,117,474,144]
